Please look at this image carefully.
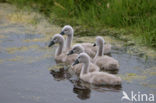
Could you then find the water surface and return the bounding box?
[0,11,156,103]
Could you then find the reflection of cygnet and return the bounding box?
[73,86,91,100]
[50,68,66,81]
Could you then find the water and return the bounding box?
[0,11,156,103]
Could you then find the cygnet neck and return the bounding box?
[80,58,90,77]
[97,43,104,56]
[56,41,64,56]
[66,34,73,50]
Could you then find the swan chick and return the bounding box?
[60,25,110,57]
[73,53,121,85]
[67,44,84,55]
[48,34,76,64]
[93,36,119,70]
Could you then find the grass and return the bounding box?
[3,0,156,47]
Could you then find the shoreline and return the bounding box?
[0,3,156,59]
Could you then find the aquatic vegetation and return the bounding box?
[7,56,24,62]
[1,3,61,35]
[26,53,52,63]
[73,36,123,48]
[8,11,37,24]
[146,84,156,89]
[143,67,156,76]
[141,83,156,89]
[120,66,156,83]
[5,45,40,54]
[23,36,51,43]
[0,35,7,39]
[120,73,147,83]
[48,64,65,71]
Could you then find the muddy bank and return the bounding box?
[74,26,156,60]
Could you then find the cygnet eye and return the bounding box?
[64,29,68,32]
[77,49,81,52]
[53,38,58,42]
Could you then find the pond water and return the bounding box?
[0,23,156,103]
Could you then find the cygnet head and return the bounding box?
[72,53,90,66]
[48,34,64,47]
[60,25,74,36]
[93,36,104,47]
[67,44,84,55]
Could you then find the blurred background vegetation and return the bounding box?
[1,0,156,47]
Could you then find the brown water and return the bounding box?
[0,3,156,103]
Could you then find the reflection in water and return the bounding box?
[50,68,66,81]
[69,78,122,100]
[73,86,91,100]
[50,67,71,81]
[91,84,122,92]
[102,69,119,74]
[50,67,122,100]
[106,53,112,57]
[49,63,122,100]
[71,79,91,100]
